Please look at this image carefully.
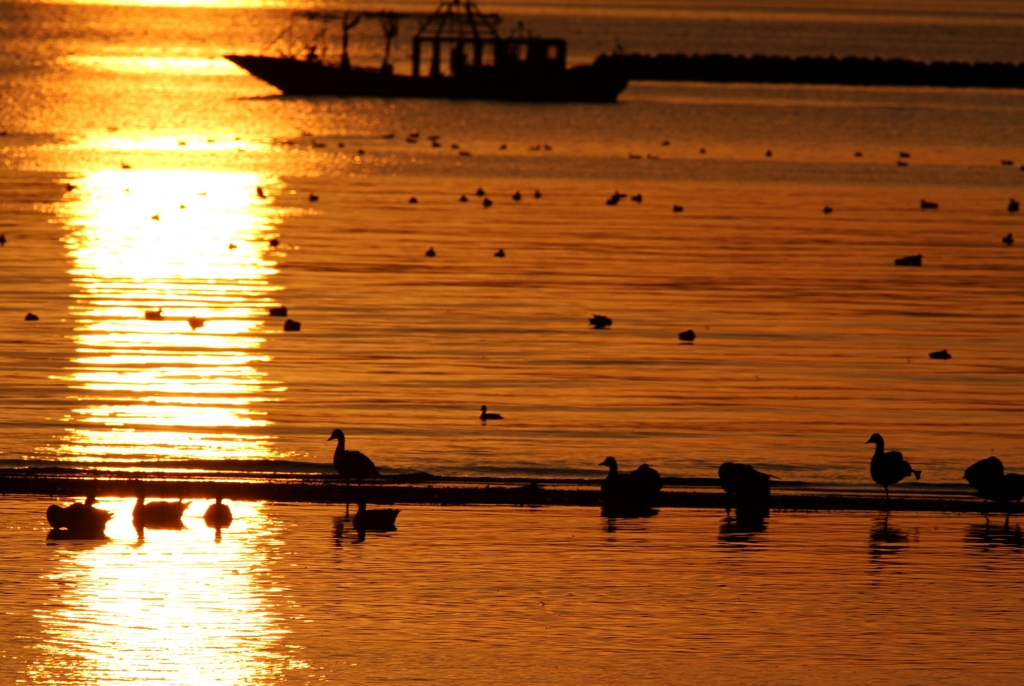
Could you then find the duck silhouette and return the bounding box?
[353,502,400,531]
[964,456,1024,521]
[328,428,379,485]
[599,456,661,513]
[480,405,503,422]
[46,493,112,539]
[133,490,189,530]
[718,462,772,518]
[866,433,921,502]
[203,496,233,529]
[589,314,612,329]
[1004,232,1014,246]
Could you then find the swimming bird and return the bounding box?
[494,248,505,258]
[269,238,279,247]
[352,502,400,531]
[145,308,163,321]
[599,456,661,512]
[268,306,287,317]
[133,491,189,529]
[897,159,908,167]
[589,314,612,329]
[203,496,233,529]
[606,191,625,206]
[534,189,542,199]
[46,493,112,539]
[475,187,485,196]
[256,186,266,198]
[309,193,319,202]
[409,197,418,204]
[151,212,160,221]
[283,319,301,331]
[1009,199,1020,213]
[673,205,683,213]
[678,329,696,342]
[328,428,379,485]
[895,254,922,266]
[718,462,772,516]
[228,243,237,250]
[0,234,5,246]
[66,183,77,191]
[512,191,521,201]
[426,247,436,257]
[631,194,642,203]
[866,433,921,501]
[188,316,204,330]
[899,152,911,158]
[765,150,772,157]
[25,313,39,321]
[929,349,951,360]
[920,200,938,210]
[1004,232,1014,246]
[823,205,833,214]
[483,198,493,208]
[459,195,468,202]
[480,405,503,422]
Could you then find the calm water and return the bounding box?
[1,495,1023,684]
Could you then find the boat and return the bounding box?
[225,0,627,103]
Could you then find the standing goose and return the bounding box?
[866,433,921,501]
[328,428,379,485]
[718,462,772,517]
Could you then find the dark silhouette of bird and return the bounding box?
[631,194,642,203]
[353,502,400,531]
[66,183,77,191]
[309,193,319,202]
[459,195,468,202]
[823,205,833,214]
[133,491,189,529]
[145,308,163,321]
[204,496,233,529]
[268,306,287,317]
[512,191,521,201]
[257,186,266,198]
[494,248,505,257]
[1009,198,1020,213]
[672,205,683,213]
[854,151,863,157]
[899,151,911,158]
[866,433,921,501]
[269,238,279,247]
[425,247,436,257]
[480,405,503,422]
[897,159,908,167]
[718,462,772,517]
[483,198,493,208]
[929,349,951,360]
[409,197,418,204]
[606,191,625,206]
[964,456,1024,521]
[599,456,661,512]
[228,243,237,250]
[0,234,6,246]
[151,212,160,221]
[678,329,696,342]
[475,187,485,196]
[46,493,111,539]
[283,319,301,331]
[1004,232,1014,246]
[920,200,938,210]
[25,313,39,321]
[188,316,204,330]
[765,150,772,157]
[895,254,922,266]
[534,189,541,199]
[328,428,379,485]
[589,314,612,329]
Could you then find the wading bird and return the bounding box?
[866,433,921,502]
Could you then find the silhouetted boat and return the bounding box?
[225,2,627,103]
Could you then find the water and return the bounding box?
[1,495,1022,684]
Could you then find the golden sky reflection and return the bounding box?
[49,169,287,465]
[32,499,294,684]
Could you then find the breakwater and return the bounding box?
[596,53,1024,89]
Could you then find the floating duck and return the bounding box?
[309,193,319,202]
[678,329,696,342]
[1004,232,1015,246]
[929,349,951,360]
[483,198,493,208]
[203,497,233,529]
[144,308,163,321]
[269,238,279,247]
[0,234,5,246]
[133,491,189,529]
[512,191,521,201]
[866,433,921,501]
[426,247,436,257]
[1009,199,1019,213]
[672,205,683,213]
[353,502,400,531]
[480,405,503,422]
[476,188,485,197]
[284,319,301,331]
[328,428,379,485]
[589,314,612,329]
[599,456,661,513]
[46,493,112,539]
[631,194,642,203]
[409,197,418,204]
[895,254,922,266]
[459,195,468,202]
[188,316,205,330]
[534,190,542,199]
[25,313,39,321]
[268,306,287,317]
[494,248,505,258]
[920,200,938,210]
[823,205,833,214]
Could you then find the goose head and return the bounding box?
[328,428,345,442]
[866,433,884,446]
[599,456,619,474]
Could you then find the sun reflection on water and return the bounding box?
[32,500,294,684]
[49,169,288,465]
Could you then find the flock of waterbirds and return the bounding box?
[43,427,1022,541]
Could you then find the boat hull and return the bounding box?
[225,55,627,103]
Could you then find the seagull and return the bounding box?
[328,428,379,486]
[866,433,921,502]
[480,405,503,422]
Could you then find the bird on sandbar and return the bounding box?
[866,433,921,502]
[328,428,379,485]
[599,456,661,512]
[964,456,1024,520]
[480,405,503,422]
[353,502,400,531]
[718,462,772,516]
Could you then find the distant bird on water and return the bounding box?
[133,490,189,529]
[426,247,436,257]
[599,456,661,512]
[25,313,39,321]
[678,329,696,342]
[0,234,6,246]
[920,200,938,210]
[256,186,266,199]
[929,349,951,360]
[204,496,233,529]
[512,191,521,201]
[1009,198,1019,213]
[480,405,503,422]
[718,462,772,517]
[328,428,379,485]
[188,316,204,330]
[145,308,163,321]
[494,248,505,258]
[589,314,612,329]
[1003,232,1014,246]
[866,433,921,502]
[895,254,922,266]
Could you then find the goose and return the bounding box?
[672,205,683,213]
[678,329,696,342]
[494,248,505,258]
[480,405,503,421]
[133,491,189,529]
[425,247,436,257]
[268,306,287,317]
[929,349,951,360]
[24,313,39,321]
[718,462,772,516]
[459,195,468,202]
[823,205,833,214]
[965,456,1024,520]
[352,502,400,531]
[203,496,233,529]
[309,193,319,202]
[269,238,279,247]
[599,456,661,511]
[283,319,301,331]
[589,314,612,329]
[1004,233,1014,246]
[866,433,921,501]
[145,308,163,321]
[895,254,922,266]
[188,316,205,330]
[920,200,938,210]
[409,197,418,204]
[328,428,379,485]
[46,493,112,538]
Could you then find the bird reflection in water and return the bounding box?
[965,521,1024,550]
[868,513,913,567]
[718,508,769,543]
